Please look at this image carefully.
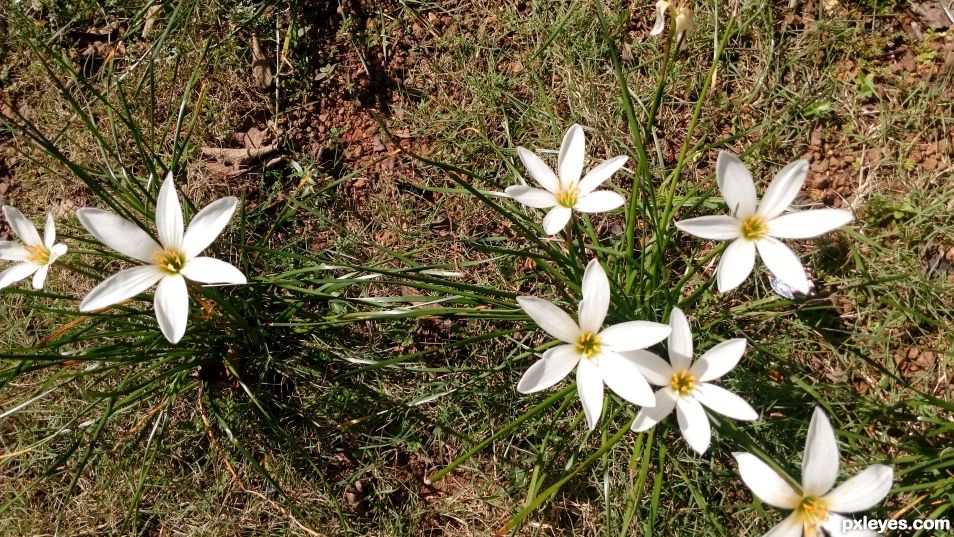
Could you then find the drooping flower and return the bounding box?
[505,124,628,235]
[77,172,246,344]
[0,206,68,290]
[516,259,670,430]
[629,307,756,454]
[734,407,894,537]
[651,1,694,48]
[674,151,853,294]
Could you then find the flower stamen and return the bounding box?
[155,248,187,274]
[556,183,580,208]
[670,369,696,396]
[740,215,768,241]
[25,244,50,265]
[797,496,829,537]
[575,332,602,359]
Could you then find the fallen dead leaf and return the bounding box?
[251,36,273,89]
[142,5,162,38]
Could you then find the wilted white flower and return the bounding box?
[629,307,756,453]
[0,206,68,290]
[651,1,694,48]
[77,172,246,344]
[506,124,627,235]
[675,151,853,294]
[516,259,670,430]
[734,407,894,537]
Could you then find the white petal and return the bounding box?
[757,159,809,219]
[517,146,560,194]
[574,191,625,213]
[599,321,671,352]
[769,209,854,239]
[674,215,742,240]
[542,206,572,235]
[763,513,804,537]
[43,214,56,249]
[504,186,558,209]
[651,0,669,35]
[716,238,756,293]
[50,243,68,262]
[576,358,604,431]
[667,307,693,371]
[516,296,580,343]
[181,257,247,284]
[802,407,840,497]
[3,206,42,247]
[516,344,581,394]
[823,465,893,513]
[732,452,800,509]
[558,124,585,187]
[31,265,49,290]
[599,351,656,406]
[695,383,757,421]
[0,263,39,289]
[0,241,28,262]
[578,259,609,334]
[181,197,238,259]
[690,338,747,382]
[676,397,711,454]
[716,151,758,218]
[79,265,164,312]
[756,237,810,294]
[620,349,673,386]
[154,274,189,344]
[156,172,184,249]
[77,208,162,263]
[631,388,676,432]
[578,155,627,196]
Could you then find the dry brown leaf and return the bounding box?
[142,5,162,38]
[251,36,273,88]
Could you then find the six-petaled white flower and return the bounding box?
[629,306,756,453]
[77,172,246,344]
[516,259,671,430]
[652,0,694,49]
[0,206,68,290]
[734,407,893,537]
[675,151,853,294]
[506,124,628,235]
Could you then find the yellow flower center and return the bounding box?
[556,183,580,208]
[797,496,830,536]
[740,215,769,241]
[669,369,696,396]
[575,332,602,359]
[155,248,187,274]
[25,244,50,265]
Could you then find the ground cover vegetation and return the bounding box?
[0,0,951,535]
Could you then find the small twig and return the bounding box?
[201,144,280,165]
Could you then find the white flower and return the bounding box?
[516,259,671,430]
[629,307,756,454]
[0,206,68,290]
[505,124,628,235]
[734,407,894,537]
[651,1,694,48]
[674,151,853,294]
[77,172,246,344]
